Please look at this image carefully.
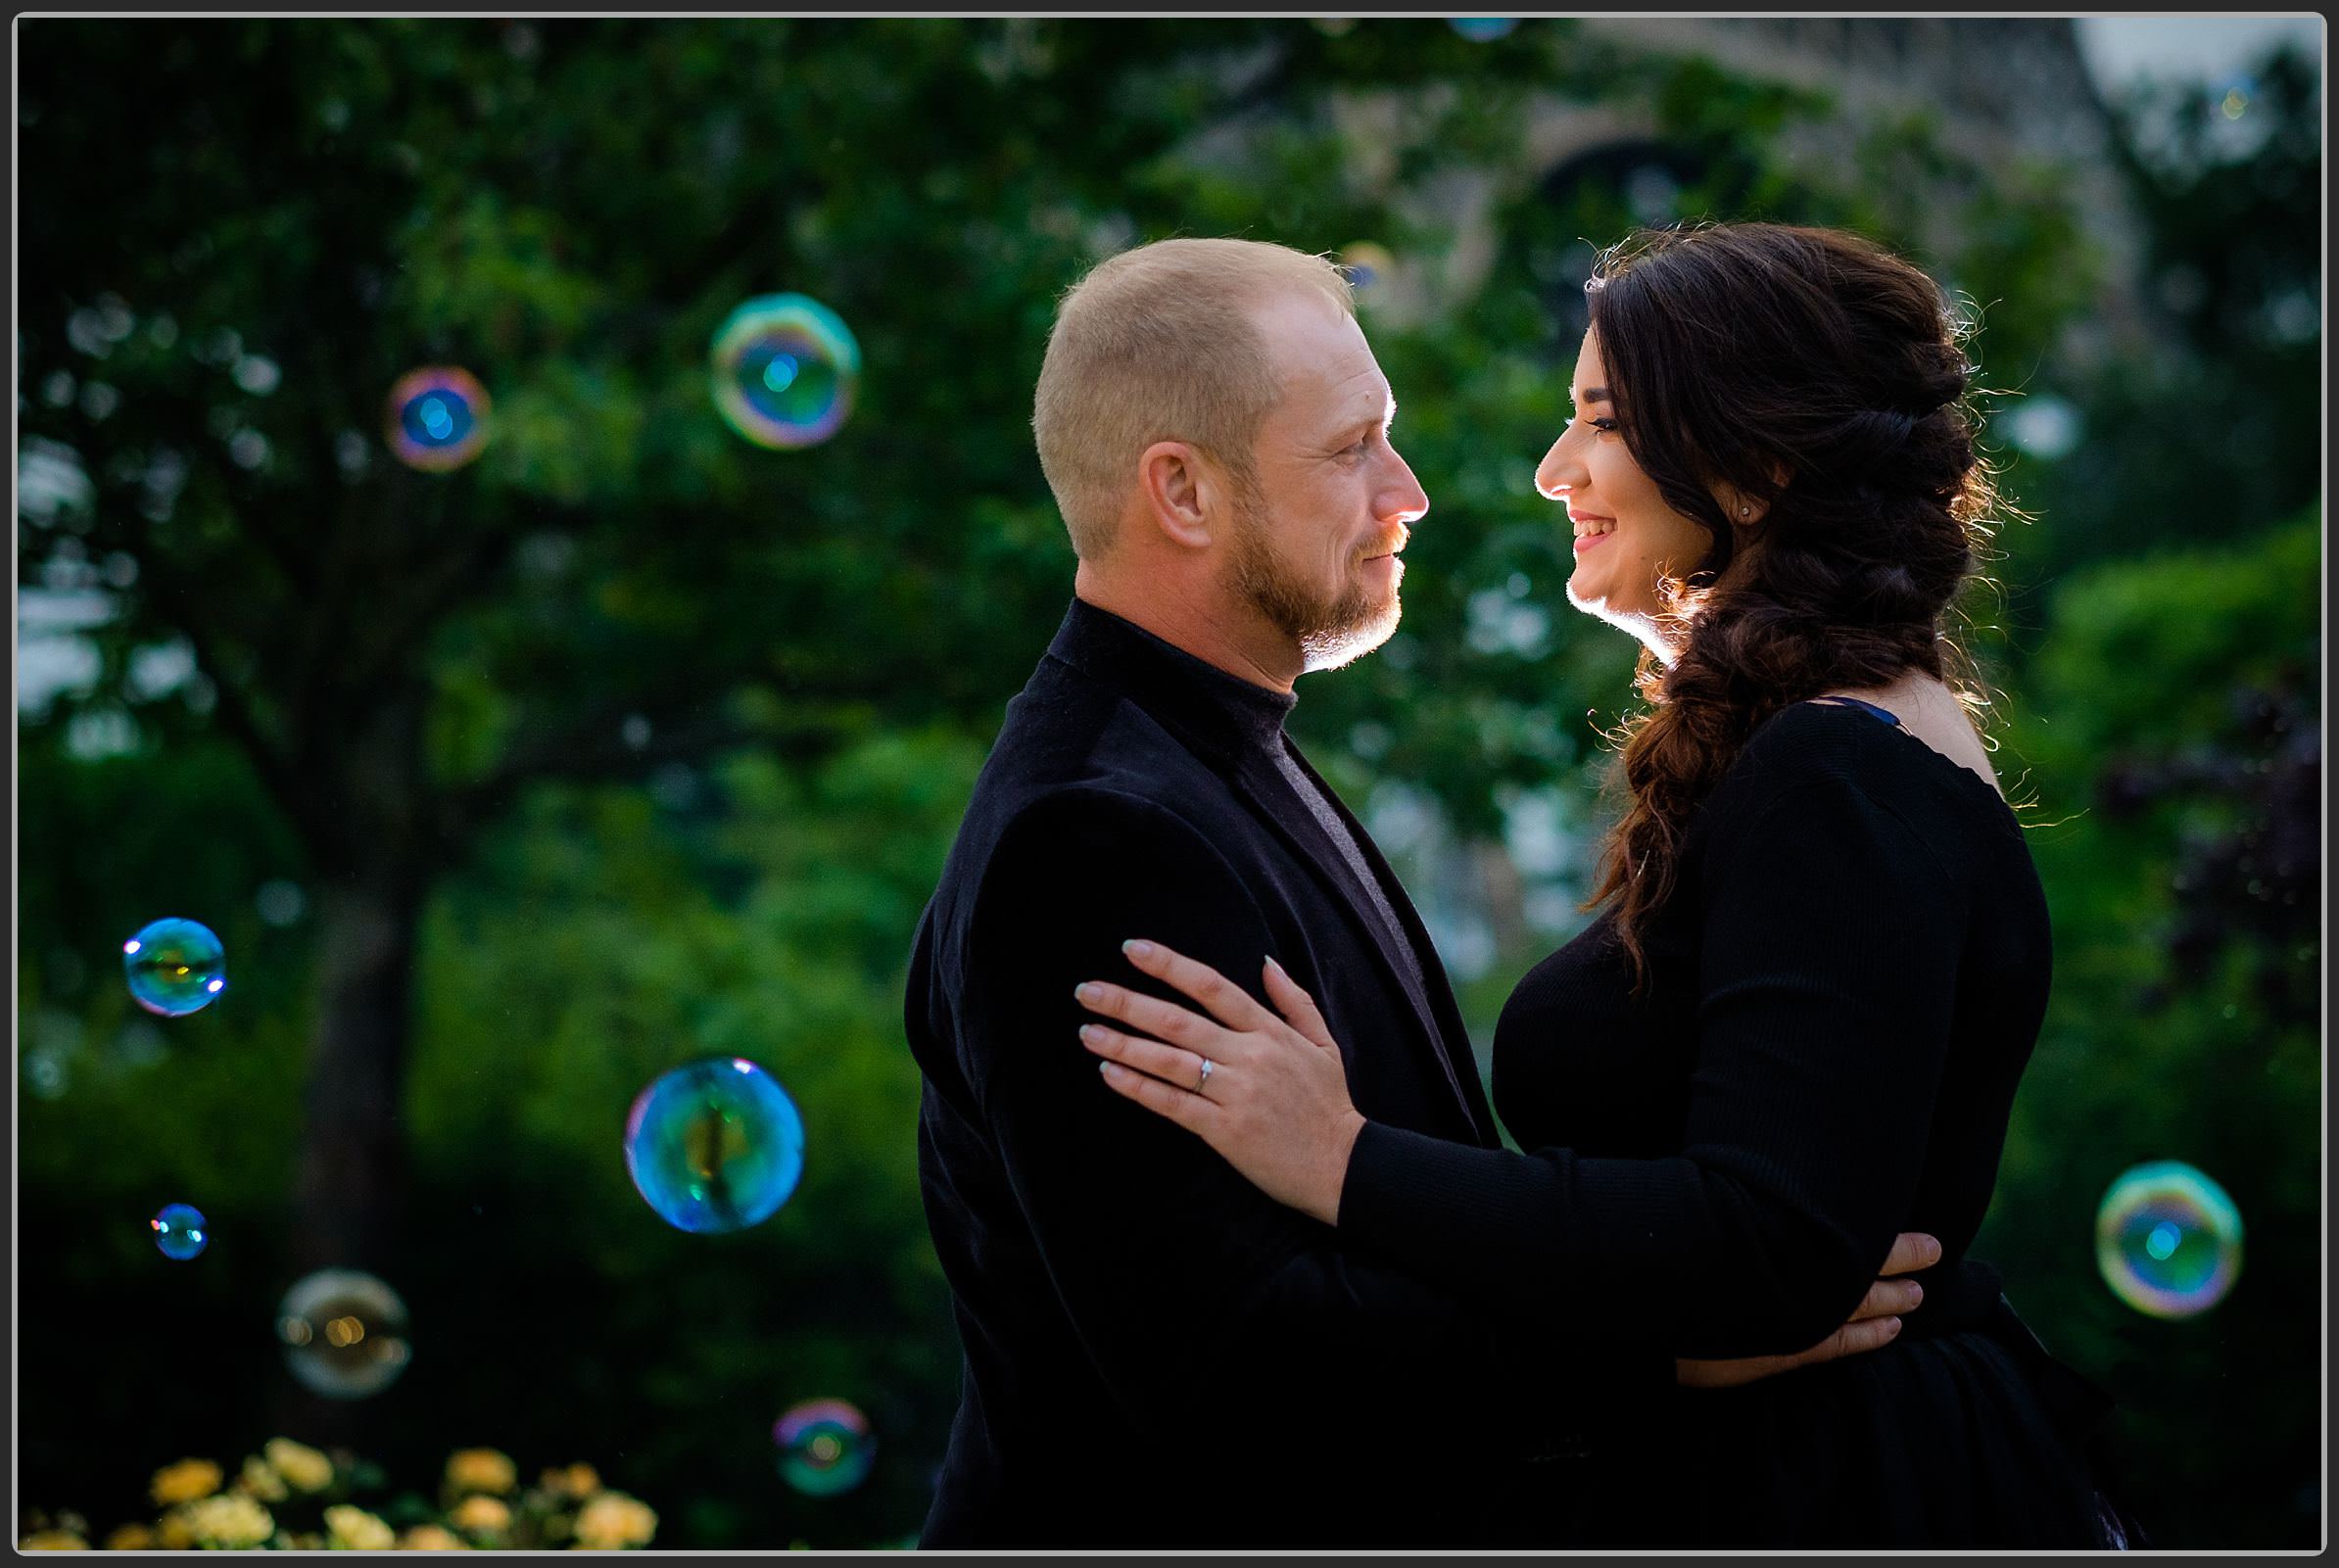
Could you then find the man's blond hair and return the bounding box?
[1032,237,1356,560]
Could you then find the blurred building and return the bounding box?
[1372,18,2153,368]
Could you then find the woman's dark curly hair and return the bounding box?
[1578,221,2006,991]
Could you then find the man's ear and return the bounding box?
[1136,441,1219,549]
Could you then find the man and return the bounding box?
[905,238,1927,1547]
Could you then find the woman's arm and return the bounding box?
[1082,769,1965,1360]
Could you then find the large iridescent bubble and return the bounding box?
[151,1203,209,1260]
[709,295,861,450]
[277,1269,413,1400]
[2095,1161,2243,1319]
[624,1058,805,1233]
[384,366,492,472]
[775,1399,875,1496]
[122,918,226,1017]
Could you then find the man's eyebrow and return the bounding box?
[1335,396,1396,442]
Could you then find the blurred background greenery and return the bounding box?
[16,17,2320,1550]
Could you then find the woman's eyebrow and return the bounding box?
[1573,385,1612,404]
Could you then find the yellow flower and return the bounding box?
[183,1494,274,1549]
[264,1437,335,1494]
[397,1524,468,1550]
[540,1462,600,1500]
[449,1496,510,1537]
[573,1493,657,1550]
[232,1454,289,1503]
[102,1524,155,1551]
[324,1504,395,1551]
[149,1457,223,1506]
[16,1531,86,1549]
[154,1509,196,1550]
[444,1449,517,1497]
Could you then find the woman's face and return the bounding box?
[1536,327,1716,652]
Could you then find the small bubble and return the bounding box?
[775,1400,876,1496]
[228,430,270,470]
[709,296,860,450]
[278,1269,412,1399]
[152,1203,210,1260]
[122,918,227,1017]
[624,1059,805,1233]
[2095,1162,2242,1319]
[1338,242,1396,298]
[384,367,490,471]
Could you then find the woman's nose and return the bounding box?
[1535,433,1577,500]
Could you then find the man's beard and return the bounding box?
[1227,485,1403,674]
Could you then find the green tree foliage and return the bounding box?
[1979,510,2319,1548]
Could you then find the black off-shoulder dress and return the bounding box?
[1339,699,2126,1548]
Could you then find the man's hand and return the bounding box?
[1673,1231,1940,1390]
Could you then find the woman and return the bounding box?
[1073,222,2133,1548]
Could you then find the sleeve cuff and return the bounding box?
[1339,1119,1673,1427]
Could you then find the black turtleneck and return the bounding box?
[1093,605,1429,1009]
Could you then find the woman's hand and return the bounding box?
[1075,939,1362,1226]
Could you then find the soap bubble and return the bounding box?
[122,918,226,1017]
[775,1399,875,1496]
[151,1203,209,1260]
[278,1269,412,1399]
[624,1058,805,1233]
[384,367,491,472]
[1450,18,1517,41]
[710,295,861,450]
[1338,242,1398,298]
[2096,1161,2243,1319]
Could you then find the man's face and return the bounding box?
[1225,293,1428,674]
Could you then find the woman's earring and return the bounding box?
[1739,504,1752,519]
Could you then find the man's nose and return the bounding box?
[1380,447,1429,524]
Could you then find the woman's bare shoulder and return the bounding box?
[1817,676,2005,801]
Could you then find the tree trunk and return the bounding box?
[270,869,427,1447]
[273,683,437,1444]
[292,873,425,1274]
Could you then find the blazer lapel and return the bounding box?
[1278,743,1501,1144]
[1227,751,1489,1142]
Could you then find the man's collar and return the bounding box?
[1045,596,1296,763]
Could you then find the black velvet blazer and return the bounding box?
[905,599,1663,1548]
